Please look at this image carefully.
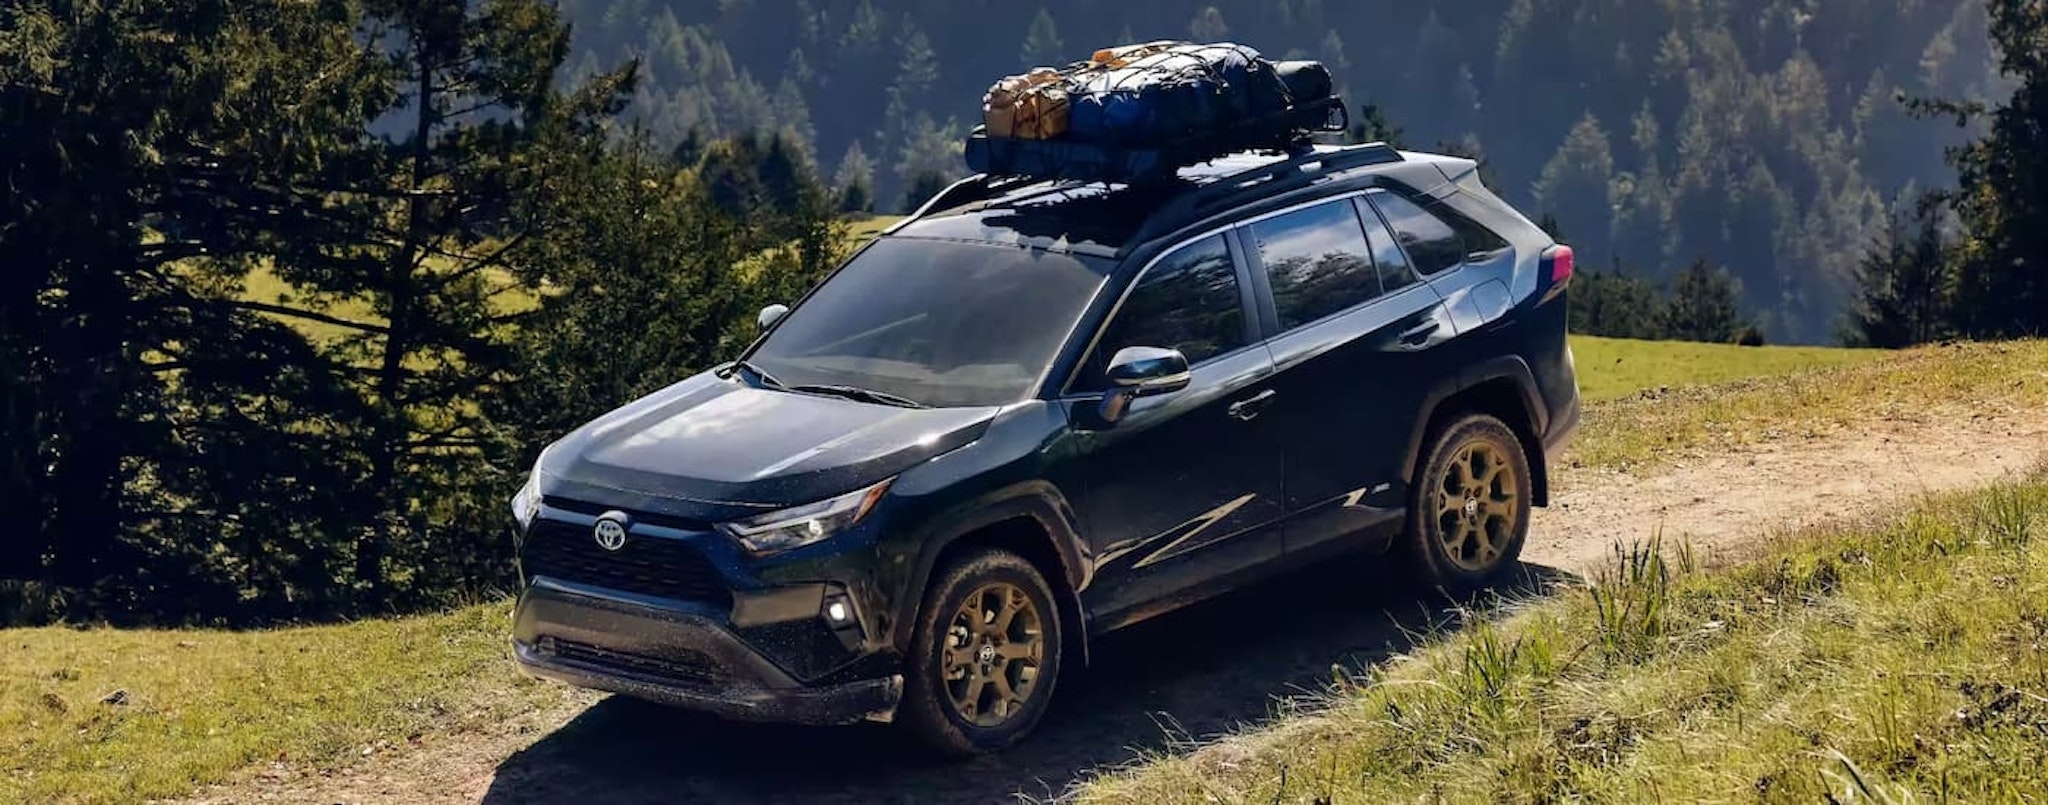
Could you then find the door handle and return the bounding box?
[1399,320,1442,347]
[1228,390,1278,421]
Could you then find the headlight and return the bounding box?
[510,444,553,531]
[722,478,893,556]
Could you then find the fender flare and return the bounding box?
[1399,355,1551,499]
[887,481,1092,665]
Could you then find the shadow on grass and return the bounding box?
[482,559,1577,805]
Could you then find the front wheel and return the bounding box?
[899,548,1062,757]
[1402,412,1533,593]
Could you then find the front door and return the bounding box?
[1057,234,1286,632]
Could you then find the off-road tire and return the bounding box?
[899,548,1062,757]
[1402,412,1533,594]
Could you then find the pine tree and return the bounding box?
[1,0,385,613]
[1842,197,1953,347]
[1533,113,1617,269]
[833,140,878,214]
[892,113,964,205]
[501,134,845,446]
[1915,0,2048,339]
[259,0,635,601]
[1658,259,1747,343]
[901,170,952,215]
[1189,6,1230,41]
[1351,102,1407,147]
[1020,8,1065,68]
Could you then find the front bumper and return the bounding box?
[512,581,902,725]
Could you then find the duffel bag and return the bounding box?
[1069,43,1265,145]
[984,68,1064,139]
[1274,61,1334,105]
[1089,40,1184,69]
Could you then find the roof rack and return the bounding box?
[884,174,1048,236]
[1125,142,1403,249]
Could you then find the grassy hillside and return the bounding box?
[1078,477,2048,804]
[4,339,2041,804]
[1569,336,1880,403]
[0,606,576,803]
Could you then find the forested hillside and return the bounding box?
[562,0,2007,343]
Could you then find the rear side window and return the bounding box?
[1365,191,1464,276]
[1246,199,1385,330]
[1081,235,1246,390]
[1367,190,1513,274]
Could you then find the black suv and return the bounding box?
[508,143,1581,755]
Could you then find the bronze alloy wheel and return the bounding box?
[941,582,1046,728]
[1432,436,1522,572]
[1404,413,1532,591]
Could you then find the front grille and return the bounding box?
[552,640,725,687]
[522,520,732,606]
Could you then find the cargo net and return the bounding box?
[972,41,1342,183]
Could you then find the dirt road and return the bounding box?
[188,405,2048,805]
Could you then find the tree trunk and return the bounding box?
[355,43,437,599]
[46,239,135,590]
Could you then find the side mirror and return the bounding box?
[757,303,789,330]
[1097,346,1191,425]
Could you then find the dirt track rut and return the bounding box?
[186,404,2048,805]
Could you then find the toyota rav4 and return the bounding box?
[508,142,1581,755]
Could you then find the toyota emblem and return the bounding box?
[593,518,628,552]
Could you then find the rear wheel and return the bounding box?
[900,548,1062,757]
[1402,413,1532,593]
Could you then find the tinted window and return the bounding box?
[1357,196,1419,293]
[1367,192,1465,276]
[1082,235,1245,390]
[1448,208,1512,260]
[1247,200,1384,330]
[752,239,1109,408]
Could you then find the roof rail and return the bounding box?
[883,174,1046,235]
[1126,142,1404,249]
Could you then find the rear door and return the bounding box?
[1060,234,1287,631]
[1240,195,1457,557]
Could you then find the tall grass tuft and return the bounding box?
[1588,536,1681,665]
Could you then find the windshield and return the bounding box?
[748,238,1112,408]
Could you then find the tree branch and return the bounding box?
[227,300,390,335]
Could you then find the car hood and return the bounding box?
[540,370,996,521]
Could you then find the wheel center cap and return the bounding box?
[977,643,997,664]
[1463,498,1481,517]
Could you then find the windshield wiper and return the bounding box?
[723,360,786,390]
[788,384,929,409]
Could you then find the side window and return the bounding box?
[1368,190,1514,275]
[1082,235,1246,390]
[1356,196,1419,293]
[1447,207,1512,261]
[1246,199,1384,330]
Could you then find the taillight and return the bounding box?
[1543,244,1574,285]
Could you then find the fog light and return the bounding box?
[826,600,850,623]
[536,635,559,656]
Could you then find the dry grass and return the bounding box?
[0,603,578,804]
[1076,475,2048,804]
[1568,339,2048,473]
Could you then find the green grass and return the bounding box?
[846,214,901,246]
[1076,476,2048,804]
[1567,339,2048,473]
[1569,335,1881,403]
[0,604,574,804]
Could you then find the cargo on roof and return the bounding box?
[964,40,1347,185]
